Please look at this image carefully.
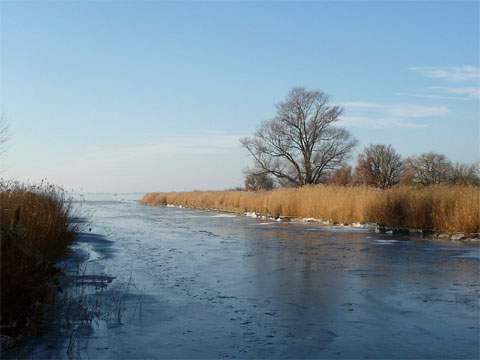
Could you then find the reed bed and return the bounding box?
[0,181,77,336]
[142,185,479,234]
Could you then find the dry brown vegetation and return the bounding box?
[0,181,77,336]
[143,185,480,234]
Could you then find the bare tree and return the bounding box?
[244,172,274,191]
[0,115,9,173]
[328,164,353,185]
[449,161,480,185]
[240,88,357,186]
[355,144,403,189]
[0,115,8,155]
[402,152,452,185]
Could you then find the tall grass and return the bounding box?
[142,185,480,234]
[0,181,77,336]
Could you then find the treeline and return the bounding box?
[335,147,478,187]
[242,88,478,191]
[247,147,479,191]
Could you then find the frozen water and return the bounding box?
[11,194,480,359]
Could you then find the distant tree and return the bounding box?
[449,162,480,185]
[328,165,353,185]
[241,88,357,186]
[244,172,274,191]
[354,144,403,189]
[402,152,452,185]
[226,187,246,191]
[0,115,8,172]
[0,115,8,155]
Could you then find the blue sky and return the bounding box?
[1,1,479,192]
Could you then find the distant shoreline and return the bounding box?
[142,185,480,242]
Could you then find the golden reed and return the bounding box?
[143,185,479,234]
[1,182,77,335]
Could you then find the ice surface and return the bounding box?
[11,194,480,360]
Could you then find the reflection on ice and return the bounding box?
[454,249,480,259]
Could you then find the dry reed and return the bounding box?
[0,181,77,336]
[142,185,479,234]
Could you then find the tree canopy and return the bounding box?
[241,88,357,186]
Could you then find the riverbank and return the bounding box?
[0,182,78,343]
[142,185,480,236]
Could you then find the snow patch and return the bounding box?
[210,214,237,218]
[374,239,400,245]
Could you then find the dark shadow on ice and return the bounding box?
[76,232,116,260]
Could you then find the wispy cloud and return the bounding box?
[397,86,480,100]
[80,134,242,164]
[52,133,246,192]
[341,101,449,117]
[395,92,466,101]
[430,86,480,98]
[409,66,480,82]
[339,101,449,129]
[340,116,428,129]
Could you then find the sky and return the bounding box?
[0,1,479,193]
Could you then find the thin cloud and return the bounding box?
[430,86,480,98]
[80,134,243,164]
[396,86,480,101]
[341,101,448,117]
[409,66,480,82]
[339,116,428,129]
[53,133,246,192]
[395,92,466,101]
[339,101,449,129]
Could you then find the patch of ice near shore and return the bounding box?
[166,203,185,209]
[72,242,102,261]
[245,212,258,218]
[302,217,319,223]
[374,239,400,245]
[210,213,237,218]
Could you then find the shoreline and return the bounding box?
[141,186,479,236]
[146,202,480,244]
